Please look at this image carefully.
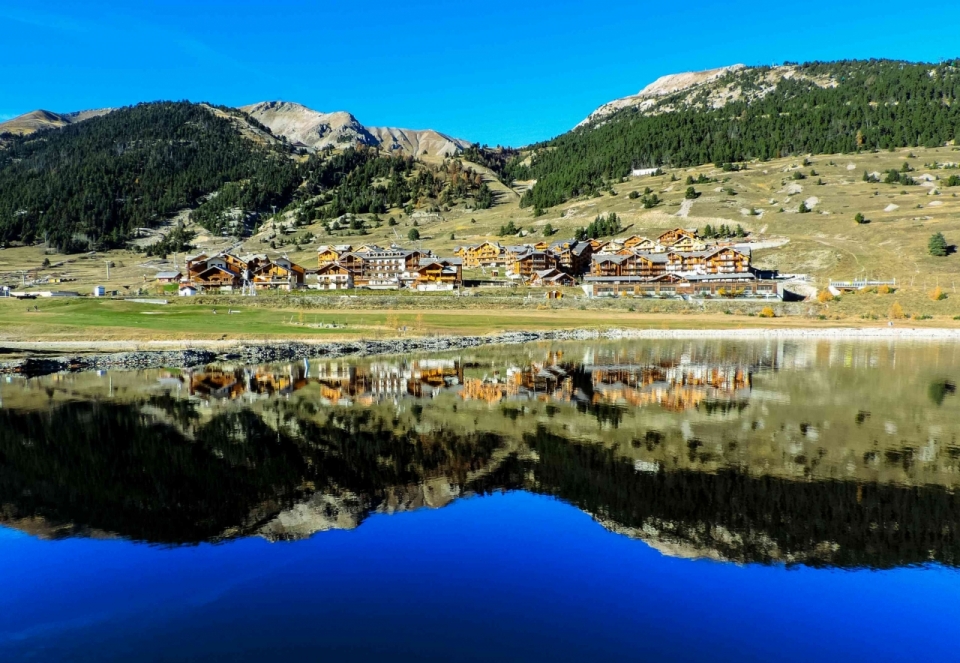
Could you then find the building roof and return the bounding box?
[419,257,462,266]
[633,252,669,263]
[592,254,630,264]
[155,271,182,279]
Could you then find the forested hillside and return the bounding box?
[518,60,960,209]
[0,102,298,251]
[0,102,502,252]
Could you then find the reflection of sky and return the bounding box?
[1,492,958,662]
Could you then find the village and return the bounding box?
[146,227,782,300]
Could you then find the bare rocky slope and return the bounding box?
[577,63,837,126]
[0,108,112,135]
[240,100,470,157]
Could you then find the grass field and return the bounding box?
[2,295,959,343]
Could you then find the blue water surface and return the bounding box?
[1,491,958,662]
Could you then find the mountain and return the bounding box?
[0,101,298,251]
[240,100,470,157]
[518,59,960,209]
[0,108,112,136]
[575,63,841,126]
[0,100,495,251]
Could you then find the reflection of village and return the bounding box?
[175,351,754,412]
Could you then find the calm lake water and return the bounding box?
[2,339,960,661]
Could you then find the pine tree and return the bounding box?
[928,232,949,257]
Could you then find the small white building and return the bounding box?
[93,285,106,297]
[178,285,198,297]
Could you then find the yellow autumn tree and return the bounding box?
[889,301,905,319]
[929,286,946,301]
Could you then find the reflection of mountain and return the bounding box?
[1,398,959,569]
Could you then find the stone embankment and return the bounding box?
[3,327,960,377]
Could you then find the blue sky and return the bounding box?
[2,1,959,146]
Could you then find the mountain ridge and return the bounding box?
[240,100,471,157]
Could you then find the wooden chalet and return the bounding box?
[511,250,557,279]
[315,262,353,290]
[530,268,576,287]
[403,257,463,291]
[657,228,699,247]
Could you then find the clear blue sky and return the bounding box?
[2,0,959,146]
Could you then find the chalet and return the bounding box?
[657,228,699,247]
[317,245,352,268]
[178,284,198,297]
[155,271,182,284]
[350,249,422,289]
[549,239,590,275]
[185,252,306,291]
[665,247,750,275]
[592,254,630,278]
[457,241,506,268]
[530,268,576,287]
[569,242,593,275]
[192,263,242,290]
[622,235,655,251]
[511,250,557,279]
[315,262,353,290]
[403,257,463,291]
[250,256,305,290]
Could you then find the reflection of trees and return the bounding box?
[3,404,960,569]
[523,427,960,568]
[0,403,501,545]
[929,380,957,406]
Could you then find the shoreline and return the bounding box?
[3,325,960,377]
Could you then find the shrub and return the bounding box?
[817,289,834,303]
[684,186,700,200]
[930,286,947,301]
[889,301,905,319]
[759,306,776,318]
[628,190,639,199]
[407,228,420,241]
[854,212,867,224]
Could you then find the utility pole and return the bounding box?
[104,261,111,281]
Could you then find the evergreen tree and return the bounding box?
[929,232,949,257]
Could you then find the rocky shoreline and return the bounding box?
[3,326,960,377]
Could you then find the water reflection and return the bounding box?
[2,339,960,569]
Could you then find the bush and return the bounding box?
[498,221,520,236]
[878,284,892,295]
[628,190,639,199]
[888,301,905,319]
[684,186,700,200]
[388,217,398,226]
[758,306,776,318]
[930,286,947,301]
[854,212,867,224]
[817,289,834,303]
[407,228,420,241]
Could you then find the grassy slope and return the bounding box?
[4,146,960,339]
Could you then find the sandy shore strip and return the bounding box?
[4,325,960,354]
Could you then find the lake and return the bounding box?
[2,338,959,661]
